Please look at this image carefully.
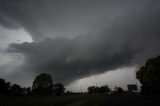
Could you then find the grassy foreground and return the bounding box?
[0,94,106,106]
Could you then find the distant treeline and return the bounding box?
[88,85,124,95]
[1,55,160,96]
[0,73,65,96]
[0,73,125,96]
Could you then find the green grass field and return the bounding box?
[0,94,106,106]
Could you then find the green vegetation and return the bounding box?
[32,73,53,95]
[88,85,110,94]
[136,56,160,95]
[0,95,106,106]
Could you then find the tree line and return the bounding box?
[88,85,110,94]
[87,85,124,95]
[0,78,26,96]
[1,55,160,96]
[0,73,124,96]
[0,73,65,96]
[87,55,160,96]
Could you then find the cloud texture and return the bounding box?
[0,0,160,85]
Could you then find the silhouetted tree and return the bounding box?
[98,85,110,94]
[116,87,124,93]
[136,56,160,95]
[0,78,10,95]
[32,73,53,95]
[53,83,65,96]
[88,86,98,94]
[66,90,73,95]
[10,84,23,95]
[88,85,110,94]
[25,87,31,95]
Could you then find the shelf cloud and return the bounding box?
[0,0,160,85]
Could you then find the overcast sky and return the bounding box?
[0,0,160,91]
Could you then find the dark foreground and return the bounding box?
[0,94,160,106]
[99,94,160,106]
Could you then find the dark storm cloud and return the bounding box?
[5,0,160,84]
[0,0,44,40]
[9,1,160,84]
[0,0,152,40]
[9,36,134,84]
[0,15,19,29]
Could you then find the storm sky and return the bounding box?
[0,0,160,91]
